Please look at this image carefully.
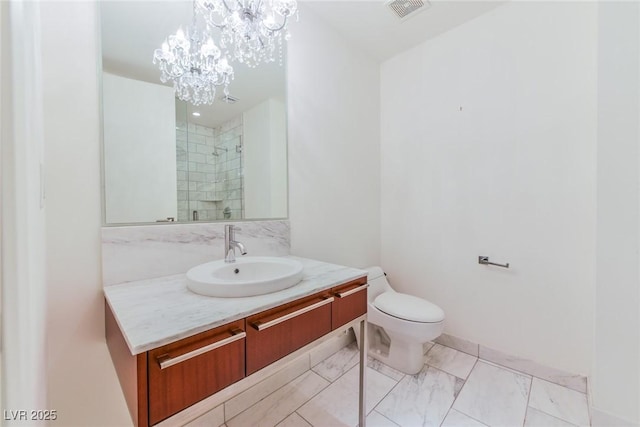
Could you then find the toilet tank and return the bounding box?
[365,266,393,302]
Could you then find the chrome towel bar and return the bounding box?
[478,256,509,269]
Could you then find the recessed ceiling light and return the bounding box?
[220,94,239,104]
[192,111,201,117]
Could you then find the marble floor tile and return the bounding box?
[298,365,398,427]
[525,407,577,427]
[309,330,355,367]
[312,342,360,382]
[425,344,478,379]
[376,366,464,427]
[227,371,329,427]
[441,409,488,427]
[453,361,531,427]
[367,410,400,427]
[184,404,224,427]
[528,378,590,426]
[275,412,312,427]
[225,356,309,419]
[367,356,405,382]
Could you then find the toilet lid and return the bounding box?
[374,292,445,323]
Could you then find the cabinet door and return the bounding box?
[246,291,333,375]
[331,276,368,330]
[147,320,245,425]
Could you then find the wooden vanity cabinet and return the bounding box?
[246,290,333,375]
[147,319,245,425]
[106,274,368,426]
[330,276,368,329]
[106,303,246,427]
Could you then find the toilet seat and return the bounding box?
[374,292,445,323]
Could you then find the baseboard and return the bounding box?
[434,333,479,357]
[591,407,639,427]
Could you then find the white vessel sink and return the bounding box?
[186,256,304,297]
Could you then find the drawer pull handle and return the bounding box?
[157,328,246,370]
[252,297,335,331]
[336,284,369,298]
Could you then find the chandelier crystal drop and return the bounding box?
[153,7,234,106]
[196,0,298,67]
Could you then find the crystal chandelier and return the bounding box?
[195,0,298,67]
[153,2,234,106]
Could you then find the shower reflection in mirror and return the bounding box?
[176,100,245,222]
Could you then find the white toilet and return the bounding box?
[354,266,445,375]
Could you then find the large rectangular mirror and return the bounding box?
[100,1,288,225]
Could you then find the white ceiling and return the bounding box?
[302,0,506,62]
[99,0,505,126]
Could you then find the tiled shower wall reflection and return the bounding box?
[176,116,244,221]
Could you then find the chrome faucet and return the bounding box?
[224,224,247,263]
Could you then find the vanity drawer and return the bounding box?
[147,320,246,425]
[246,291,333,375]
[331,276,368,329]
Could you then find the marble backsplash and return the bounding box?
[102,220,290,286]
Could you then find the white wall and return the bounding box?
[1,1,48,417]
[288,5,380,268]
[269,98,287,219]
[243,97,287,219]
[380,2,597,376]
[593,2,640,424]
[25,1,640,426]
[103,72,177,224]
[40,3,130,425]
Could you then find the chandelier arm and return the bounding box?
[196,0,231,28]
[261,15,288,32]
[207,19,227,29]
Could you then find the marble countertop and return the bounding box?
[104,256,367,355]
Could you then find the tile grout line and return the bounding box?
[286,370,335,422]
[439,357,479,427]
[298,358,402,426]
[225,366,324,425]
[526,373,588,396]
[372,409,401,427]
[368,367,406,421]
[426,363,473,383]
[523,380,588,427]
[478,358,534,380]
[293,410,314,427]
[529,407,581,427]
[366,358,407,383]
[424,348,479,382]
[228,345,346,425]
[295,350,370,426]
[425,342,437,356]
[522,372,535,427]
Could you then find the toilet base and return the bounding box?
[354,323,431,375]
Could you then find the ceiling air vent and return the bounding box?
[220,94,239,104]
[386,0,430,21]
